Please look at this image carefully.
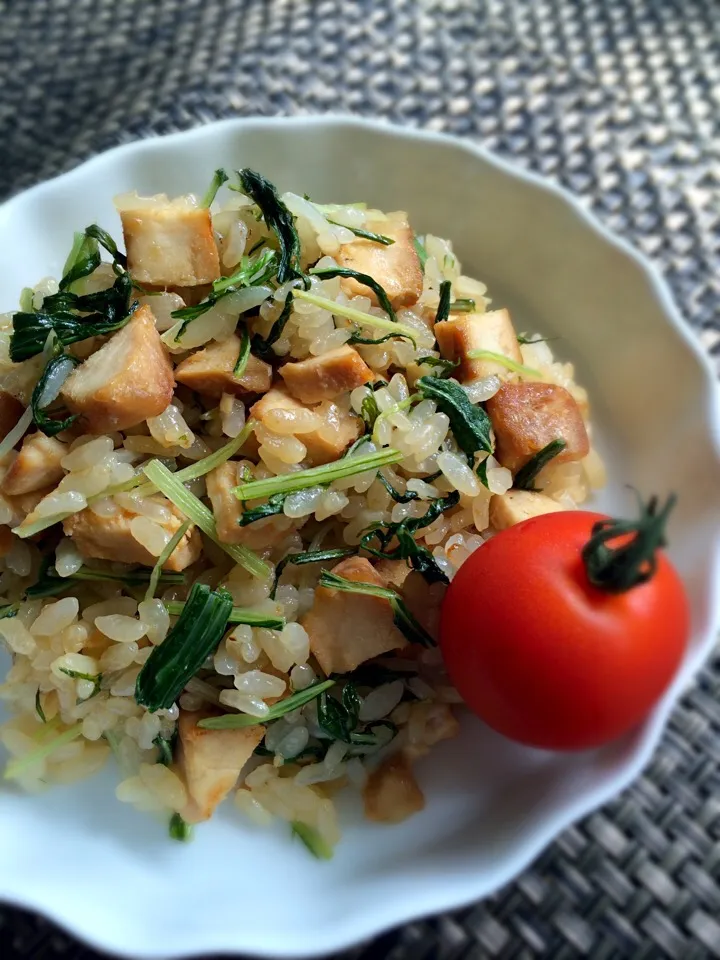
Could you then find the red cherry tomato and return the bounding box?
[439,508,689,750]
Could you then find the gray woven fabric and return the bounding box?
[1,1,720,957]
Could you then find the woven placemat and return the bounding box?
[1,1,720,957]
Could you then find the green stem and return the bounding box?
[581,493,676,593]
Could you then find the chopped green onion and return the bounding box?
[169,812,193,842]
[165,601,286,630]
[201,168,229,207]
[233,448,403,502]
[293,290,417,346]
[145,520,191,602]
[514,439,567,490]
[318,571,435,647]
[465,349,541,378]
[198,679,335,729]
[4,723,83,780]
[135,582,233,712]
[291,821,334,860]
[142,460,269,580]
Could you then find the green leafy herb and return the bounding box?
[233,448,403,502]
[291,821,333,860]
[326,220,394,245]
[477,457,489,490]
[198,679,336,729]
[4,723,83,781]
[465,348,541,378]
[169,248,277,338]
[271,547,358,599]
[133,422,255,499]
[233,325,251,377]
[35,689,46,723]
[84,224,127,268]
[59,232,101,291]
[25,563,184,600]
[293,289,417,346]
[360,491,460,585]
[30,352,79,436]
[237,168,303,284]
[316,681,371,744]
[413,235,428,271]
[165,601,285,631]
[238,492,287,526]
[142,459,270,579]
[254,742,327,764]
[201,168,229,207]
[517,334,554,345]
[435,280,452,325]
[377,473,419,503]
[449,299,476,313]
[169,812,193,842]
[416,356,459,378]
[513,439,567,490]
[11,271,135,362]
[346,330,400,346]
[318,571,435,647]
[251,292,294,360]
[135,583,233,712]
[360,386,380,429]
[60,668,102,698]
[370,396,417,445]
[145,520,191,602]
[153,732,176,767]
[309,267,396,322]
[417,376,493,465]
[19,288,34,312]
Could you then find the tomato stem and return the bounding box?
[581,493,676,593]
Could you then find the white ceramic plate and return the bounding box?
[0,117,719,959]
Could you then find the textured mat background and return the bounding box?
[1,0,720,957]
